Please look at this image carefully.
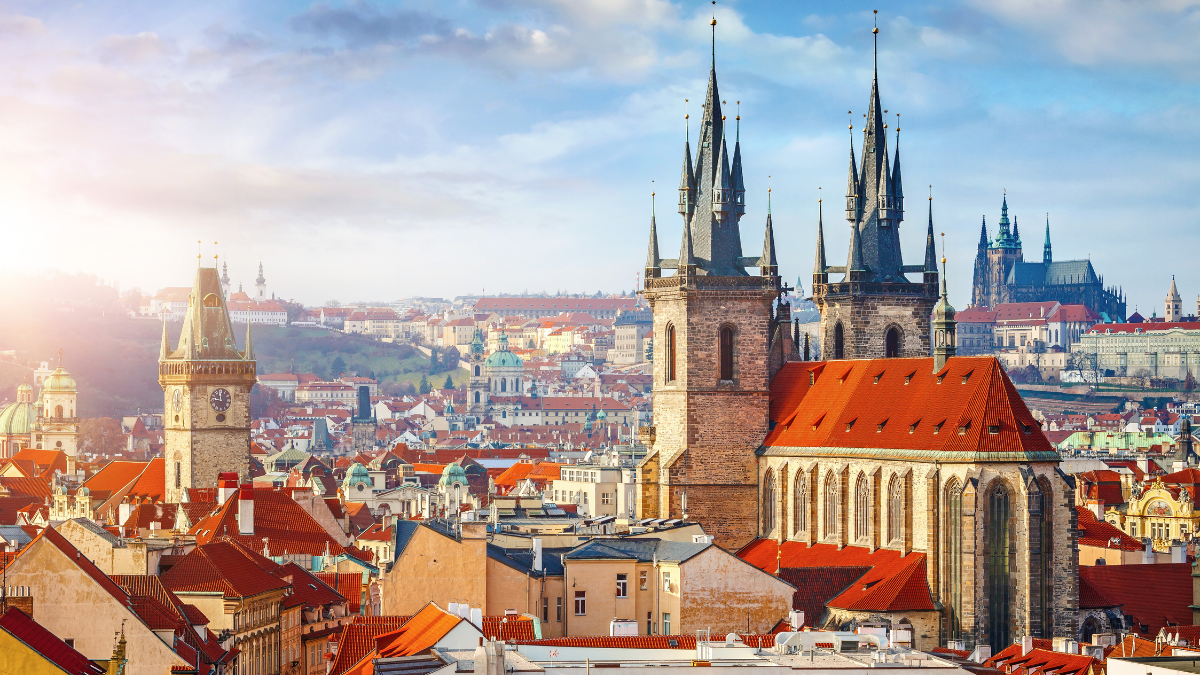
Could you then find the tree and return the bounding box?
[443,346,461,370]
[79,417,125,455]
[429,350,439,371]
[443,375,454,389]
[331,356,347,378]
[250,384,290,420]
[419,374,431,394]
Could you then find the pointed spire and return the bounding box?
[1013,215,1020,242]
[677,119,695,216]
[679,214,697,274]
[814,192,828,280]
[159,318,170,360]
[1043,214,1052,264]
[244,321,254,360]
[979,216,988,248]
[847,222,866,278]
[760,189,777,277]
[923,189,938,282]
[731,103,745,216]
[933,233,957,371]
[646,192,661,277]
[891,115,904,219]
[845,114,859,222]
[712,131,733,214]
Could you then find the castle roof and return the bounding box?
[762,357,1056,462]
[166,266,250,362]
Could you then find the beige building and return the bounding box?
[561,537,794,637]
[548,465,634,518]
[3,528,194,675]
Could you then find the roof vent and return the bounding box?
[937,373,947,384]
[958,421,971,435]
[904,373,915,384]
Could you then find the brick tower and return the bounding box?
[637,30,793,549]
[159,264,256,503]
[812,45,939,359]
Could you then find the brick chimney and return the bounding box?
[1086,498,1105,521]
[238,484,254,536]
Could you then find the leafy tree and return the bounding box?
[443,375,454,389]
[443,346,461,370]
[429,350,439,370]
[331,356,347,378]
[419,374,431,394]
[79,417,125,455]
[250,384,290,420]
[400,381,417,396]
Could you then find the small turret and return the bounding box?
[731,109,746,216]
[1043,214,1052,264]
[645,195,661,279]
[847,223,866,281]
[244,321,254,360]
[845,129,859,222]
[760,192,778,278]
[711,133,734,215]
[679,216,697,275]
[678,140,695,216]
[160,319,170,360]
[932,235,957,372]
[923,192,938,285]
[890,123,904,221]
[814,197,828,288]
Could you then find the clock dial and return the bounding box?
[172,388,182,412]
[209,388,232,412]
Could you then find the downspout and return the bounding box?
[653,554,659,635]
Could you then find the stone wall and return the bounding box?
[161,371,255,503]
[815,282,938,360]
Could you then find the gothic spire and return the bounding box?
[1013,215,1020,242]
[731,106,745,216]
[677,137,695,216]
[760,189,777,276]
[679,211,697,273]
[160,318,170,360]
[815,196,827,274]
[1043,214,1052,264]
[646,193,661,277]
[847,220,866,278]
[979,216,988,248]
[845,119,859,223]
[890,120,904,219]
[923,192,938,283]
[244,321,255,360]
[712,130,734,216]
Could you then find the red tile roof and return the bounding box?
[739,540,934,612]
[375,603,466,658]
[188,487,348,557]
[518,634,776,649]
[481,616,537,641]
[1075,507,1142,552]
[1080,563,1192,636]
[764,358,1055,460]
[160,540,289,599]
[986,646,1097,675]
[316,573,364,614]
[10,449,68,479]
[328,616,411,675]
[0,607,105,675]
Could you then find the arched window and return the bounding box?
[888,475,902,543]
[719,326,734,381]
[762,470,776,535]
[988,484,1012,650]
[854,474,870,542]
[823,472,839,539]
[500,378,507,392]
[886,328,900,358]
[474,391,481,403]
[666,324,677,382]
[793,471,808,536]
[474,365,480,376]
[55,405,64,418]
[946,481,963,640]
[834,323,845,360]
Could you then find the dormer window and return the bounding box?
[909,421,918,434]
[961,371,973,384]
[958,421,971,435]
[988,424,1000,435]
[877,420,887,432]
[845,420,855,432]
[934,421,944,434]
[904,373,914,385]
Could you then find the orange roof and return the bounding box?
[10,449,67,478]
[83,461,153,497]
[764,357,1055,461]
[189,488,348,557]
[376,603,467,658]
[328,616,411,675]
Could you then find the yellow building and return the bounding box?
[561,537,794,637]
[1106,471,1199,552]
[0,359,79,461]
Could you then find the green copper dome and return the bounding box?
[42,367,77,392]
[438,462,468,487]
[0,400,36,435]
[484,350,523,369]
[342,462,372,492]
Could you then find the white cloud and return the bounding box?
[98,32,176,64]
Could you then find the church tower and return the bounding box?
[985,195,1023,307]
[468,329,488,415]
[255,262,267,301]
[638,19,792,549]
[1165,276,1183,322]
[813,30,938,359]
[971,217,990,307]
[159,264,256,503]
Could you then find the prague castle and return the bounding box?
[636,21,1077,651]
[158,264,257,502]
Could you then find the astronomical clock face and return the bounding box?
[172,388,182,412]
[209,388,232,412]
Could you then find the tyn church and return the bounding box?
[636,28,1076,652]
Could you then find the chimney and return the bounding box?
[1023,635,1036,655]
[1142,537,1155,564]
[1087,498,1104,521]
[1171,540,1185,563]
[238,484,254,536]
[532,538,543,572]
[217,473,239,505]
[117,501,133,530]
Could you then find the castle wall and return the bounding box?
[816,282,938,359]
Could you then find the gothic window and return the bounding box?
[203,293,221,308]
[719,326,735,381]
[1039,477,1054,637]
[666,324,677,382]
[823,471,838,539]
[946,481,963,640]
[793,471,808,536]
[762,470,777,535]
[854,474,870,542]
[888,475,902,543]
[834,323,845,360]
[886,328,900,358]
[175,461,181,490]
[987,483,1012,650]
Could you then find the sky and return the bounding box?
[2,1,1200,311]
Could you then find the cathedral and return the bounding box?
[970,197,1126,319]
[636,23,1076,652]
[158,263,257,502]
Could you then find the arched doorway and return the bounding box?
[834,323,845,359]
[886,328,899,358]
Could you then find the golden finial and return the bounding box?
[819,186,822,203]
[721,115,726,121]
[929,184,932,201]
[873,9,879,34]
[848,110,853,130]
[736,100,740,121]
[197,239,202,265]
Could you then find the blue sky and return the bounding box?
[2,0,1199,311]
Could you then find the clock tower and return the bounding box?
[158,264,256,503]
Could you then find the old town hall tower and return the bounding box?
[159,264,256,503]
[637,25,794,549]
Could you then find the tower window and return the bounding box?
[834,322,845,360]
[719,326,734,381]
[175,462,181,489]
[474,365,480,376]
[666,324,677,382]
[885,328,900,358]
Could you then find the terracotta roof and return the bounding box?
[776,567,869,627]
[1075,507,1142,552]
[987,646,1097,675]
[1078,573,1119,609]
[188,487,348,556]
[328,616,411,675]
[473,298,636,312]
[763,358,1055,461]
[1080,562,1192,636]
[280,563,346,610]
[481,616,537,641]
[0,607,105,675]
[956,306,996,322]
[0,477,49,500]
[739,540,935,612]
[82,460,153,498]
[1090,321,1200,334]
[160,540,289,599]
[375,603,467,658]
[10,449,67,478]
[315,573,364,614]
[518,634,776,649]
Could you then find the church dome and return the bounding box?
[596,407,608,420]
[438,462,468,487]
[341,462,371,492]
[484,350,523,369]
[934,293,956,323]
[42,367,77,393]
[0,399,36,435]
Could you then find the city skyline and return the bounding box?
[0,1,1198,310]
